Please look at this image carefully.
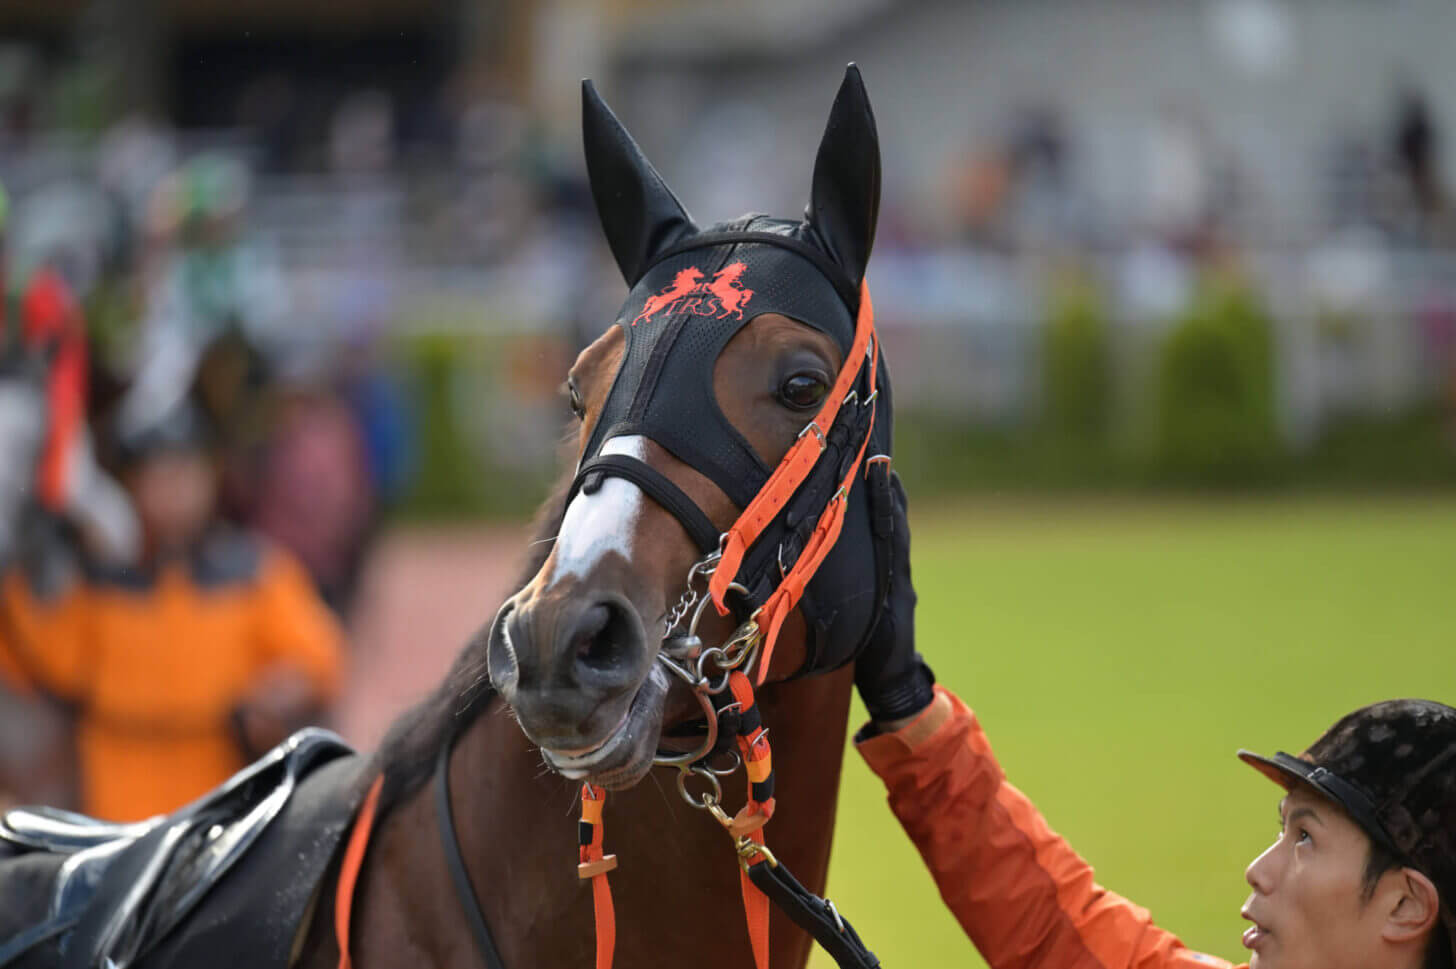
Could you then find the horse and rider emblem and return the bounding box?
[632,262,755,326]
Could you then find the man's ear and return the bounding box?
[1381,868,1442,945]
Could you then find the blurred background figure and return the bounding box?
[235,366,378,617]
[0,393,344,821]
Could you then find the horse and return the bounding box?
[0,64,890,969]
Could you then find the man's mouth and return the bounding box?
[1241,906,1271,951]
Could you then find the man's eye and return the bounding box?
[1297,828,1312,845]
[778,373,829,410]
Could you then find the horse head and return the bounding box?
[488,66,890,791]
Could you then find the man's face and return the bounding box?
[125,449,217,554]
[1242,786,1390,969]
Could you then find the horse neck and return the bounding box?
[347,664,854,969]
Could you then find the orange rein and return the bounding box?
[578,669,779,969]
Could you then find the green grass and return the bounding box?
[812,496,1456,969]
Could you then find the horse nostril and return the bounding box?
[486,602,522,694]
[569,601,636,675]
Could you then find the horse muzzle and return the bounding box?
[487,585,666,787]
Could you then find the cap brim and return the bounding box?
[1239,748,1406,858]
[1238,749,1314,791]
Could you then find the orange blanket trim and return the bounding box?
[335,774,384,969]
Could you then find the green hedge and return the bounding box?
[1042,275,1112,440]
[391,328,560,521]
[1151,278,1282,484]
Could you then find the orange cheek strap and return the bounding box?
[708,283,879,684]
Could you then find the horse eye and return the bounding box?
[567,382,585,419]
[778,373,829,411]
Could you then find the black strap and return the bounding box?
[570,453,721,555]
[434,732,508,969]
[747,860,881,969]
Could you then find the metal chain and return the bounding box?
[663,587,698,638]
[663,546,723,637]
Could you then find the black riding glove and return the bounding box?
[854,471,935,737]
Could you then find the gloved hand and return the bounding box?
[854,471,935,735]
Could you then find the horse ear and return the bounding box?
[582,80,697,287]
[807,64,881,285]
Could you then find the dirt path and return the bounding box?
[333,523,530,750]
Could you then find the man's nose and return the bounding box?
[1245,839,1281,894]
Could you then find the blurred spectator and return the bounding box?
[946,145,1014,247]
[243,376,377,618]
[329,89,396,176]
[235,73,302,173]
[0,177,138,566]
[0,44,41,149]
[1142,105,1215,249]
[1392,85,1445,219]
[338,343,416,509]
[0,397,344,821]
[129,155,289,430]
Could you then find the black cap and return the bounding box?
[1240,699,1456,959]
[111,399,214,467]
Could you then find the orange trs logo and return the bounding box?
[632,263,755,326]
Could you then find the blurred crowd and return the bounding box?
[0,72,432,822]
[0,159,381,819]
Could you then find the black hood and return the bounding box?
[578,65,893,676]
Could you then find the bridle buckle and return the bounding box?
[797,421,827,451]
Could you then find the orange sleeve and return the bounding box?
[250,548,346,702]
[857,687,1241,969]
[0,571,88,700]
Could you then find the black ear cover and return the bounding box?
[807,64,882,285]
[582,79,699,286]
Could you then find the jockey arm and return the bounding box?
[852,475,1235,968]
[856,687,1239,969]
[0,568,89,701]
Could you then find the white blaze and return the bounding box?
[551,435,648,581]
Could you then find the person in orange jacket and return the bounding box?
[852,478,1455,969]
[0,398,344,821]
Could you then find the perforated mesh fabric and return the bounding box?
[582,215,892,675]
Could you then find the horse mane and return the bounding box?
[370,476,570,816]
